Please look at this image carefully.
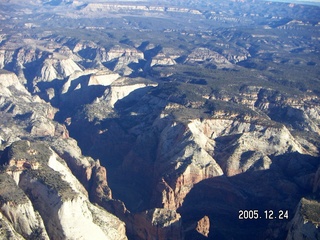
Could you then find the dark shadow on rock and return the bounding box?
[178,152,319,240]
[113,86,155,111]
[144,45,162,60]
[54,83,109,123]
[77,47,97,60]
[13,111,34,121]
[137,41,150,52]
[61,81,107,107]
[128,59,147,76]
[23,58,48,92]
[103,60,118,71]
[36,78,67,105]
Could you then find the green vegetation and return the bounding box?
[27,165,77,201]
[0,172,28,205]
[28,227,44,240]
[1,140,76,202]
[301,198,320,225]
[5,141,52,165]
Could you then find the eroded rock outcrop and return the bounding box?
[105,77,158,108]
[0,212,25,240]
[58,69,120,109]
[90,160,113,201]
[34,56,82,83]
[0,70,28,93]
[1,1,320,239]
[196,216,210,237]
[0,71,69,143]
[0,172,49,240]
[0,140,127,240]
[149,53,177,67]
[185,47,233,68]
[286,198,320,240]
[130,208,183,240]
[105,45,144,75]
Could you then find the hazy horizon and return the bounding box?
[265,0,320,6]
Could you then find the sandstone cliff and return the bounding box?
[34,57,82,83]
[1,2,320,238]
[68,79,320,239]
[0,172,49,239]
[0,140,127,240]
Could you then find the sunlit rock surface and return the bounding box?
[0,0,320,239]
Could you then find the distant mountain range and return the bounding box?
[0,0,319,239]
[265,0,320,6]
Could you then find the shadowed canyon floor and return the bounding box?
[0,0,320,239]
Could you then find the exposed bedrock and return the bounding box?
[0,140,127,240]
[66,83,320,239]
[286,198,320,240]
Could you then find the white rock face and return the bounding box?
[0,212,25,240]
[103,45,145,75]
[105,77,158,107]
[47,153,88,197]
[87,203,128,240]
[48,152,125,240]
[35,57,82,82]
[0,70,28,93]
[17,152,127,240]
[187,118,305,175]
[222,47,251,63]
[30,117,56,137]
[107,45,144,62]
[150,53,176,67]
[153,119,224,209]
[61,69,120,94]
[61,70,93,94]
[0,137,127,240]
[50,138,94,169]
[185,47,233,68]
[0,49,15,69]
[0,71,66,141]
[56,198,122,240]
[147,108,309,209]
[1,201,49,239]
[80,3,202,15]
[109,83,150,107]
[87,70,120,86]
[0,172,49,239]
[55,46,83,62]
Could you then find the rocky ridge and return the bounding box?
[0,139,127,240]
[286,198,320,240]
[0,69,127,239]
[0,0,320,239]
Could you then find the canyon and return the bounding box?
[0,0,320,239]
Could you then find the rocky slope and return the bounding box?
[0,70,127,239]
[0,139,127,240]
[287,198,320,240]
[0,0,320,239]
[68,79,319,239]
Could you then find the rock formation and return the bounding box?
[286,198,320,240]
[0,140,127,240]
[129,208,183,240]
[0,0,320,239]
[185,48,234,69]
[196,216,210,237]
[0,172,49,240]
